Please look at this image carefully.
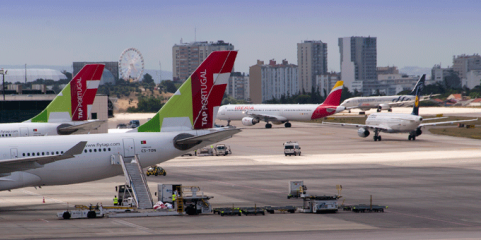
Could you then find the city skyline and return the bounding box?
[2,0,480,76]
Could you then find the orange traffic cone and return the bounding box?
[43,197,45,203]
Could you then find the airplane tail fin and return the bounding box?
[321,81,344,106]
[138,51,237,132]
[411,75,425,115]
[28,64,104,123]
[409,74,426,95]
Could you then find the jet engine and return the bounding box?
[241,117,259,126]
[377,104,390,112]
[357,128,370,138]
[335,106,346,113]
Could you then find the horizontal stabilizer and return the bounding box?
[175,128,241,146]
[57,120,106,135]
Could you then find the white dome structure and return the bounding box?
[3,69,67,83]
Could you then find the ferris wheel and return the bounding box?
[119,48,144,82]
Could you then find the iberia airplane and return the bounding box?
[217,81,345,128]
[0,51,239,191]
[0,64,105,138]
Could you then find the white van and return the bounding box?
[284,141,301,156]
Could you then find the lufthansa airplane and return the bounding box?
[323,77,476,141]
[340,75,426,113]
[217,81,345,128]
[0,51,240,191]
[0,64,105,138]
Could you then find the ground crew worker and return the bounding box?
[172,192,176,203]
[113,196,118,206]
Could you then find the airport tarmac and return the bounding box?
[2,110,481,239]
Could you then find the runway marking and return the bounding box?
[387,210,472,227]
[39,219,49,223]
[111,219,156,234]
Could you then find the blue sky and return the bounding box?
[1,0,480,75]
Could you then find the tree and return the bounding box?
[444,70,461,89]
[142,73,154,84]
[62,70,72,80]
[161,80,177,93]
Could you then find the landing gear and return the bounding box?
[265,123,272,128]
[285,122,291,128]
[388,109,392,112]
[227,120,231,126]
[373,130,381,141]
[377,107,382,112]
[359,112,365,115]
[408,135,416,141]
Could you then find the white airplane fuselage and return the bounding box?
[366,113,422,133]
[217,104,321,122]
[341,95,415,111]
[0,129,216,191]
[0,121,96,138]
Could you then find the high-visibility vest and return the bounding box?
[172,194,176,201]
[113,197,118,204]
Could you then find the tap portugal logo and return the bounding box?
[200,70,209,126]
[76,77,84,119]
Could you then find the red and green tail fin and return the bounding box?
[138,51,237,132]
[28,64,104,123]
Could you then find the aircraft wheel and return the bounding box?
[265,123,272,128]
[373,136,378,141]
[377,108,381,112]
[388,109,392,112]
[378,136,382,141]
[408,135,412,141]
[412,136,416,141]
[285,122,291,128]
[62,212,71,220]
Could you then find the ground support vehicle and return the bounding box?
[299,195,340,213]
[342,204,387,213]
[240,207,265,216]
[265,206,297,214]
[287,180,307,199]
[284,141,301,156]
[214,144,232,156]
[146,166,166,176]
[57,204,104,219]
[157,184,213,215]
[213,207,243,216]
[198,147,215,156]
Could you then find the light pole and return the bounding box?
[0,69,7,101]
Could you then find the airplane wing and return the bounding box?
[420,118,478,127]
[245,112,287,122]
[322,122,393,131]
[57,120,106,135]
[422,117,448,121]
[175,128,241,146]
[0,141,87,174]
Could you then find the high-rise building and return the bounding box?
[249,59,298,103]
[452,54,481,80]
[338,36,377,95]
[172,40,234,82]
[316,72,340,97]
[297,40,327,93]
[227,72,249,101]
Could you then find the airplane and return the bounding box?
[0,64,106,138]
[0,50,240,191]
[323,76,477,142]
[340,75,426,113]
[217,81,345,128]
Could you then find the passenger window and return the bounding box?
[28,153,30,156]
[84,150,87,153]
[37,152,40,156]
[89,149,92,153]
[56,151,59,154]
[51,152,54,155]
[98,149,101,152]
[61,151,64,154]
[23,153,25,156]
[108,148,111,151]
[42,152,44,156]
[94,149,97,152]
[103,148,106,152]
